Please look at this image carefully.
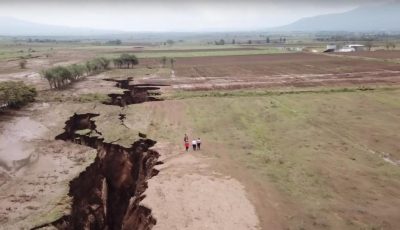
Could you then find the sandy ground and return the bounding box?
[144,141,261,230]
[0,103,96,229]
[0,105,48,172]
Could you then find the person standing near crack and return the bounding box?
[197,137,201,150]
[184,134,189,152]
[192,139,197,151]
[185,141,189,152]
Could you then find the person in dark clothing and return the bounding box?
[197,138,201,150]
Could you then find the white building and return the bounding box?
[326,44,337,50]
[338,47,356,52]
[347,44,365,51]
[337,44,365,52]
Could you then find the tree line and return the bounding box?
[112,54,138,69]
[0,81,37,110]
[42,54,138,89]
[41,57,110,89]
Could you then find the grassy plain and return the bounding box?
[161,88,400,229]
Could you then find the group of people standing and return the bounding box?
[184,134,201,152]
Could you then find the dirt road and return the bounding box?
[145,141,261,230]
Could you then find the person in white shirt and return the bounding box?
[192,139,197,151]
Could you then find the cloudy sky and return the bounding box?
[0,0,394,32]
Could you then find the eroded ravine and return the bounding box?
[33,78,166,229]
[103,78,168,107]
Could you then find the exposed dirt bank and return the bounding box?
[34,113,161,229]
[103,78,167,107]
[0,103,97,229]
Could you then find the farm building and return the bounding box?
[347,44,366,51]
[326,44,337,50]
[324,44,366,53]
[338,44,365,52]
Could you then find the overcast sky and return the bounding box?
[0,0,395,32]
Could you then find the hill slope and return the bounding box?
[0,17,120,36]
[276,3,400,31]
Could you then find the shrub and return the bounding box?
[19,59,27,69]
[0,81,37,109]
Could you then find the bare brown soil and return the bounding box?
[0,103,98,229]
[152,53,400,90]
[338,50,400,59]
[114,47,259,54]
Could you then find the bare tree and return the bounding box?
[161,56,167,67]
[365,41,373,51]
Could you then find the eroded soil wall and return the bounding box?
[103,78,167,107]
[50,113,161,230]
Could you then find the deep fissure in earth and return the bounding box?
[103,78,168,107]
[33,78,167,229]
[44,113,161,230]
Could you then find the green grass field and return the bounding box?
[138,87,400,229]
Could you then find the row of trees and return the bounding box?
[161,56,175,68]
[0,81,37,109]
[41,54,138,89]
[385,42,396,50]
[113,54,139,69]
[41,57,110,89]
[215,37,284,45]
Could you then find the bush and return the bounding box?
[19,59,27,69]
[0,81,37,109]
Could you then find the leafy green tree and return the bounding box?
[0,81,37,109]
[166,40,174,45]
[114,54,138,69]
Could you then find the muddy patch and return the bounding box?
[0,116,48,173]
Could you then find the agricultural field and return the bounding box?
[0,42,399,229]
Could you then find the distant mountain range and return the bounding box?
[1,3,400,36]
[0,17,121,36]
[275,3,400,32]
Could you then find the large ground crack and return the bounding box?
[33,113,162,230]
[33,77,167,230]
[103,78,168,107]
